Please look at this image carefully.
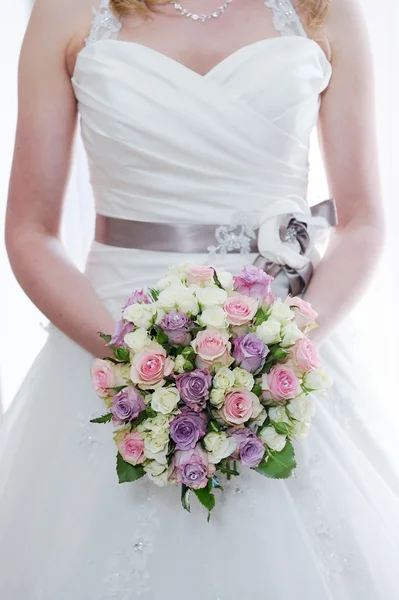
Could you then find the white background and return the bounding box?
[1,1,398,415]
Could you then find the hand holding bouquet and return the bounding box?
[91,263,331,519]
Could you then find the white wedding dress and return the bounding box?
[1,1,399,598]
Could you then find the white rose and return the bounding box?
[157,264,188,290]
[147,468,170,487]
[213,367,235,390]
[151,386,180,415]
[194,285,228,308]
[138,414,170,435]
[303,368,333,396]
[251,407,267,427]
[292,420,311,440]
[215,269,234,290]
[256,320,281,345]
[287,394,316,422]
[209,388,226,408]
[280,322,304,348]
[144,460,166,476]
[268,298,295,323]
[268,405,290,424]
[233,367,254,390]
[204,432,237,464]
[124,328,152,353]
[158,285,199,316]
[259,426,287,452]
[123,303,157,329]
[199,306,228,329]
[174,354,187,374]
[143,433,169,463]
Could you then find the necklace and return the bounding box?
[169,0,234,22]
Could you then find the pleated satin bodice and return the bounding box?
[71,32,332,225]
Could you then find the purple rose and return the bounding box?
[230,428,265,468]
[111,387,146,425]
[122,289,151,310]
[175,370,212,412]
[160,311,192,346]
[233,265,273,299]
[170,409,208,451]
[233,333,269,374]
[170,444,214,490]
[109,319,134,347]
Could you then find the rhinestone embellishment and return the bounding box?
[170,0,234,23]
[208,212,258,257]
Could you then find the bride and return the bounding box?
[2,0,399,598]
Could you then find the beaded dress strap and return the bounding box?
[265,0,308,38]
[85,0,122,46]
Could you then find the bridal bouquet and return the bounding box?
[90,263,331,518]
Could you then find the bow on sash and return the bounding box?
[254,198,338,296]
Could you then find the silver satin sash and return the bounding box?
[95,198,338,296]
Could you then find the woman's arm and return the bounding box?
[5,0,115,357]
[304,0,385,343]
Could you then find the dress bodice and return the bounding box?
[71,0,332,226]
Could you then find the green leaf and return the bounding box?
[113,347,130,362]
[90,413,113,424]
[156,329,169,345]
[99,332,112,344]
[271,348,289,361]
[107,385,128,393]
[255,440,296,480]
[116,453,145,484]
[149,288,160,301]
[254,307,270,327]
[181,484,191,513]
[252,383,263,397]
[274,421,291,435]
[194,482,216,521]
[212,269,225,290]
[208,420,222,433]
[211,475,224,491]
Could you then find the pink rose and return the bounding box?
[192,329,232,369]
[262,365,301,401]
[224,295,259,326]
[292,338,321,373]
[220,388,263,425]
[91,359,115,398]
[170,444,215,489]
[114,429,145,465]
[286,297,318,331]
[130,343,174,389]
[186,265,215,286]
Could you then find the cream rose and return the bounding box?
[256,320,281,345]
[259,426,287,452]
[174,354,187,374]
[151,386,180,415]
[209,388,226,408]
[213,367,235,390]
[158,285,199,315]
[216,269,234,290]
[194,286,228,308]
[280,322,304,348]
[287,394,316,422]
[233,367,255,390]
[268,405,290,424]
[124,328,152,353]
[204,432,237,464]
[199,306,228,329]
[268,298,295,323]
[144,461,169,486]
[292,420,311,440]
[303,368,333,396]
[123,303,157,329]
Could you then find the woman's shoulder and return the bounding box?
[27,0,97,76]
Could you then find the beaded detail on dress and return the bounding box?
[85,0,121,46]
[264,0,308,37]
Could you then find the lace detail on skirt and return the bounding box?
[86,0,122,46]
[265,0,308,37]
